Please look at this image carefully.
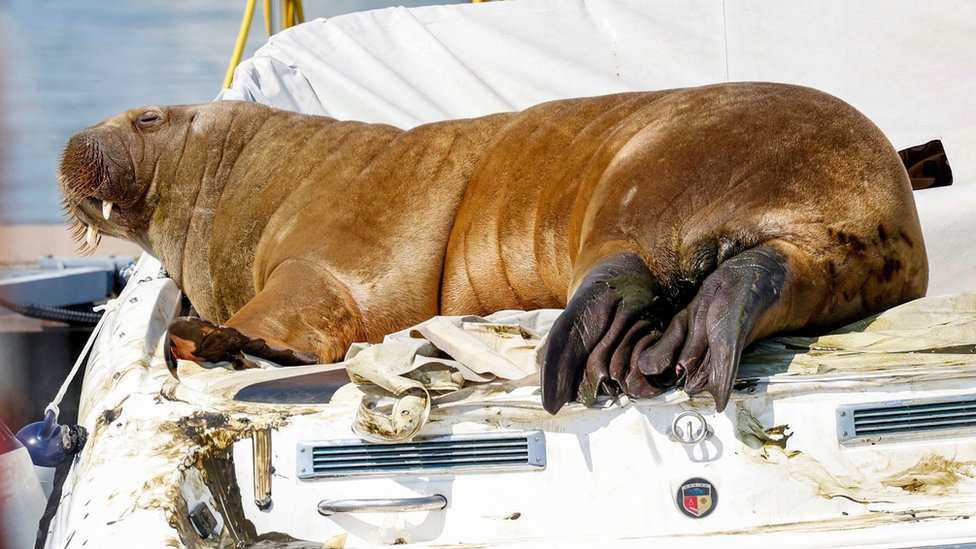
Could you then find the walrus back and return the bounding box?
[441,91,672,313]
[442,83,927,332]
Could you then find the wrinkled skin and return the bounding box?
[58,83,928,413]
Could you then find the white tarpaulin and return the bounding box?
[344,309,559,441]
[219,0,976,295]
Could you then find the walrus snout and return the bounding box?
[59,130,135,202]
[59,129,137,253]
[59,133,110,199]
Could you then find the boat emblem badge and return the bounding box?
[676,478,717,518]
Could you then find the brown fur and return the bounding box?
[59,83,927,364]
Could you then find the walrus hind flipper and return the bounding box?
[640,247,788,412]
[541,247,788,415]
[541,253,669,414]
[165,316,319,378]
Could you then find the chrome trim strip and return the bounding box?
[297,431,546,479]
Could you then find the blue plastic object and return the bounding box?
[15,409,65,467]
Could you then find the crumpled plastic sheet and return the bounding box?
[344,309,560,442]
[742,292,976,378]
[346,294,976,442]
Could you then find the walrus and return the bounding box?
[58,82,927,413]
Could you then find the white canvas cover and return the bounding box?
[219,0,976,296]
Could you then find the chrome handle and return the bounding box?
[317,494,447,516]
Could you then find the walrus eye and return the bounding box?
[136,110,163,127]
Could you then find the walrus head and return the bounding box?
[58,105,197,254]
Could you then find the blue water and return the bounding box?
[0,0,462,225]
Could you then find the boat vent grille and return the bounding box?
[297,431,546,479]
[837,395,976,444]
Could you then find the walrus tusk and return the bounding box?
[85,225,98,247]
[102,201,113,220]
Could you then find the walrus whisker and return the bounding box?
[58,135,109,200]
[75,245,96,257]
[75,233,98,256]
[66,218,86,241]
[63,216,99,256]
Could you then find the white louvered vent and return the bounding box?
[297,431,546,479]
[837,396,976,444]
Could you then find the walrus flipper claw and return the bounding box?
[671,247,788,411]
[165,316,318,377]
[541,253,660,414]
[540,277,615,414]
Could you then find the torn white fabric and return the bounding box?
[344,310,560,442]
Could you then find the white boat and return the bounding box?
[37,0,976,547]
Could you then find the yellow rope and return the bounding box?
[222,0,306,89]
[223,0,258,89]
[284,0,294,29]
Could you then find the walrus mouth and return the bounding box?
[59,133,115,255]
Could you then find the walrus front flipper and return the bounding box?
[541,253,662,414]
[165,316,318,378]
[641,247,789,411]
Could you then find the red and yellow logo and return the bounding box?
[677,478,717,518]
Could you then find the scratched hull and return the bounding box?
[40,254,976,548]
